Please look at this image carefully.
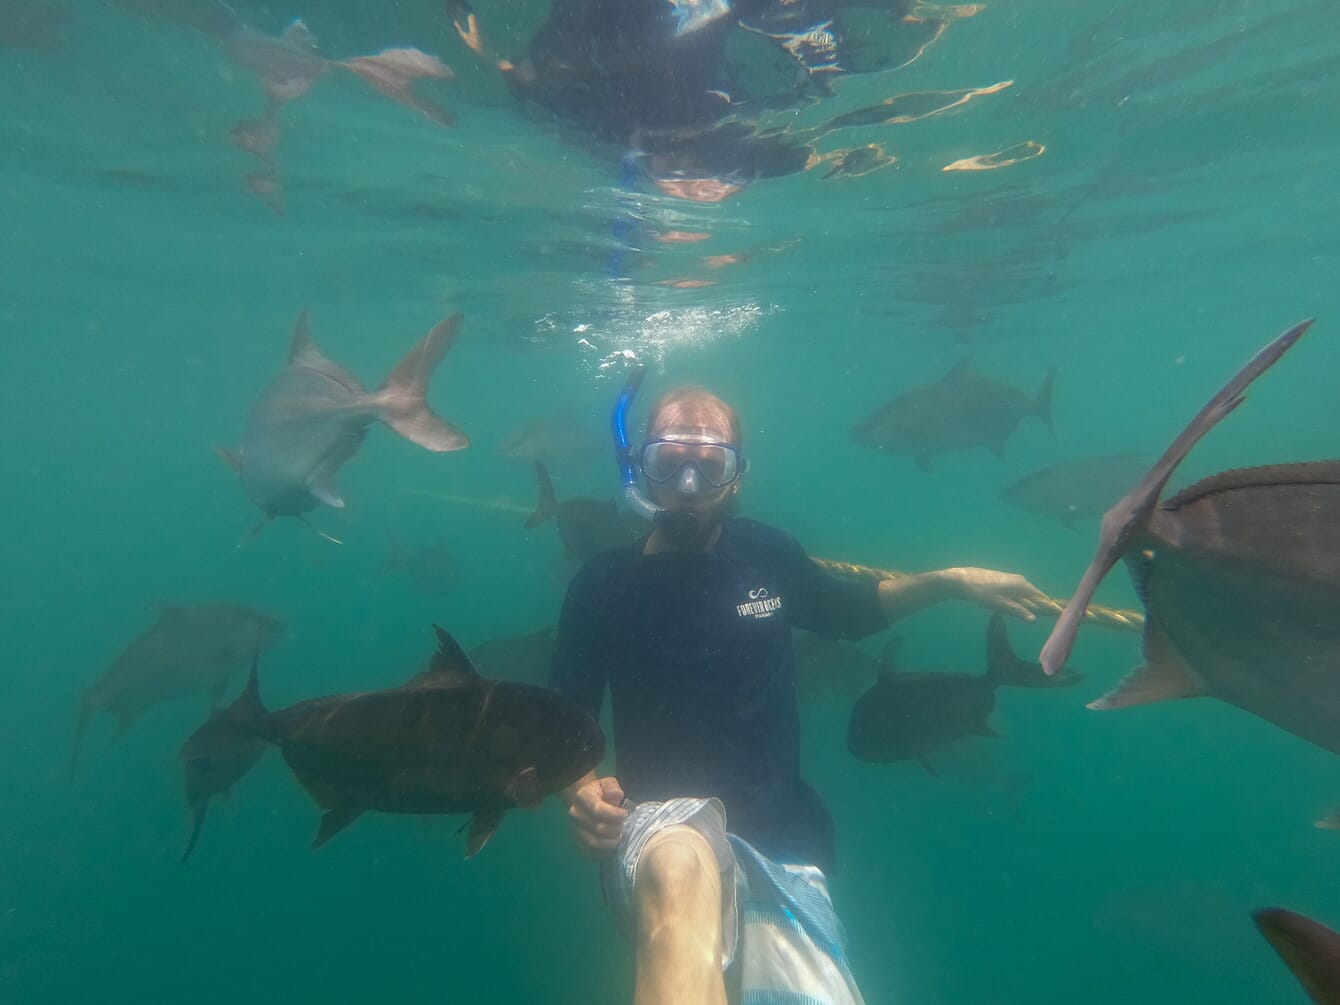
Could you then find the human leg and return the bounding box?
[632,824,729,1005]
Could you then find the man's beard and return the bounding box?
[653,494,735,550]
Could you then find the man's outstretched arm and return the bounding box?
[877,567,1047,623]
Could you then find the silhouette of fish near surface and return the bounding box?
[851,357,1054,471]
[524,462,636,562]
[73,602,284,777]
[470,628,557,686]
[792,630,880,701]
[219,309,468,540]
[1039,321,1340,761]
[194,626,603,856]
[1000,453,1149,529]
[1254,908,1340,1005]
[178,695,268,862]
[848,615,1080,772]
[380,532,459,597]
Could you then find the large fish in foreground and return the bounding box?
[851,357,1054,471]
[848,615,1081,772]
[1037,321,1340,758]
[72,602,284,777]
[192,627,604,856]
[219,310,468,540]
[1253,908,1340,1004]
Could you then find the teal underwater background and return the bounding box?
[4,1,1340,1002]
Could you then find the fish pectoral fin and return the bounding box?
[312,805,364,849]
[505,766,543,809]
[181,800,210,863]
[464,807,505,858]
[213,446,244,474]
[296,515,344,545]
[1087,627,1203,710]
[306,470,346,509]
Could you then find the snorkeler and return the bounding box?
[447,0,915,198]
[549,371,1045,1003]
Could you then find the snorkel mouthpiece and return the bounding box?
[611,365,664,524]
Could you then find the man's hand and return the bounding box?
[567,774,629,858]
[947,567,1049,621]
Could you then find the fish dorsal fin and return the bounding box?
[428,625,481,682]
[282,18,317,51]
[943,357,973,383]
[287,307,325,367]
[1087,622,1203,710]
[876,638,902,683]
[1040,318,1313,677]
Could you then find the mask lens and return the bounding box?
[641,440,739,487]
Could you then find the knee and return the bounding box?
[636,828,718,909]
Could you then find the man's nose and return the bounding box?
[674,464,702,495]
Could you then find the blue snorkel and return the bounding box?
[611,364,665,525]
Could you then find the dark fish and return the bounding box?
[821,144,894,180]
[1253,908,1340,1005]
[380,532,459,597]
[524,462,636,563]
[1038,322,1340,759]
[1000,453,1149,529]
[0,0,70,49]
[218,310,468,540]
[178,693,268,863]
[792,631,880,700]
[197,626,603,856]
[851,358,1055,471]
[848,615,1081,771]
[469,629,557,685]
[73,603,284,777]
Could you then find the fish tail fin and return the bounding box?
[69,694,94,782]
[375,315,470,452]
[1033,367,1056,433]
[524,462,559,529]
[229,639,272,739]
[181,798,209,864]
[986,614,1084,689]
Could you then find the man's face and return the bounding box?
[642,417,741,547]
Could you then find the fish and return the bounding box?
[498,408,605,470]
[792,631,880,700]
[194,626,604,856]
[113,3,455,121]
[72,602,284,777]
[0,0,70,49]
[524,462,637,563]
[1000,453,1150,529]
[469,629,558,685]
[847,615,1081,771]
[851,357,1054,471]
[178,694,268,862]
[1037,321,1340,761]
[379,532,460,597]
[1253,908,1340,1005]
[218,309,468,540]
[820,144,894,180]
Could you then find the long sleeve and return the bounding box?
[549,561,613,718]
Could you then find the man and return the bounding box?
[551,385,1047,1005]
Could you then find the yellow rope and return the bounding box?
[812,558,1145,633]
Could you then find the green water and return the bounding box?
[4,1,1340,1002]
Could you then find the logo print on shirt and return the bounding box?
[737,586,782,619]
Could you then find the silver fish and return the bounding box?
[1000,453,1149,529]
[219,309,468,539]
[73,602,284,777]
[851,357,1054,471]
[1038,322,1340,761]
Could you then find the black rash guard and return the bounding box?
[550,517,885,873]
